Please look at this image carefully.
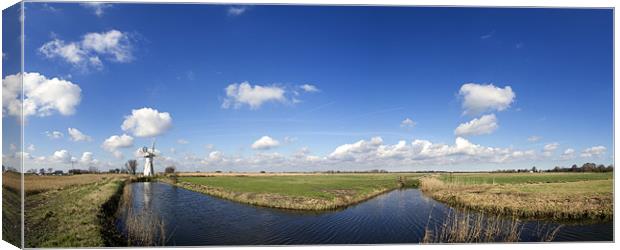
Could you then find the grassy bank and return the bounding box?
[420,172,613,221]
[2,171,22,247]
[24,174,128,247]
[166,173,421,210]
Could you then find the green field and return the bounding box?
[173,173,422,210]
[439,172,612,185]
[421,172,613,221]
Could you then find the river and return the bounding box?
[116,182,612,245]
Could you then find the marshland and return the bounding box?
[2,169,613,247]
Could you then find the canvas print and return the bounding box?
[1,1,614,248]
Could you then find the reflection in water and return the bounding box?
[143,182,151,208]
[117,182,613,246]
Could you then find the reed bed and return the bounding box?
[419,176,613,221]
[422,209,562,243]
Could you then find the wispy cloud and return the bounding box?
[227,6,248,16]
[480,30,495,39]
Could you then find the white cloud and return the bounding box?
[527,136,541,142]
[222,82,286,109]
[561,148,576,160]
[51,149,73,164]
[39,30,132,69]
[326,136,537,167]
[581,146,606,158]
[121,108,173,137]
[300,84,319,93]
[102,134,134,158]
[251,136,280,150]
[82,30,132,62]
[26,144,36,152]
[68,127,92,142]
[459,83,515,115]
[79,152,99,166]
[227,6,248,16]
[177,139,189,144]
[283,136,298,144]
[542,142,559,156]
[46,130,64,139]
[2,72,82,119]
[454,114,498,137]
[400,118,416,128]
[81,3,112,17]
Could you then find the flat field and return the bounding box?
[23,174,128,247]
[420,172,613,221]
[172,173,422,210]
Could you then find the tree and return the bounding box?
[47,168,53,174]
[531,166,537,173]
[39,168,46,175]
[164,166,176,174]
[125,159,138,175]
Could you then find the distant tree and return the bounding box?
[39,168,45,175]
[125,160,138,175]
[47,168,53,174]
[260,170,266,174]
[164,166,176,174]
[531,166,537,173]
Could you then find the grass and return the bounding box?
[2,171,22,247]
[23,174,128,247]
[169,173,422,210]
[420,173,613,221]
[117,183,167,246]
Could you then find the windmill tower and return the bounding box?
[140,140,157,177]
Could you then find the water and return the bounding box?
[117,182,613,246]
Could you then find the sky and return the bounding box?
[2,3,614,172]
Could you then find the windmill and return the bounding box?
[140,140,157,176]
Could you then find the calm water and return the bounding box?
[117,182,612,246]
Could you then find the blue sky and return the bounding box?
[2,3,613,172]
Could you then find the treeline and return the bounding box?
[495,163,613,173]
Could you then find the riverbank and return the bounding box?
[23,174,128,247]
[163,173,421,210]
[419,173,613,221]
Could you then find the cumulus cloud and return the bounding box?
[102,134,134,158]
[51,149,73,164]
[227,6,248,16]
[400,118,416,128]
[454,114,498,137]
[79,152,99,166]
[300,84,319,93]
[2,72,82,119]
[68,127,92,142]
[561,148,576,160]
[39,30,132,69]
[459,83,515,115]
[46,130,64,139]
[27,144,36,152]
[177,139,189,144]
[581,146,606,158]
[222,82,286,109]
[121,108,172,137]
[251,136,280,150]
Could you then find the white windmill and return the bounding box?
[140,140,157,177]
